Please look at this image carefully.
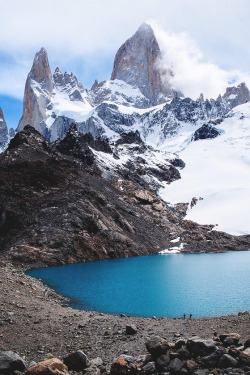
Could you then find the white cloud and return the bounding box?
[0,0,250,99]
[151,22,250,99]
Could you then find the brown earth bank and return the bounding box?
[0,262,249,373]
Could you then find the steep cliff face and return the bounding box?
[0,107,8,151]
[221,82,250,110]
[111,23,174,106]
[17,48,54,135]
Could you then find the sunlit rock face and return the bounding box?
[17,47,54,136]
[111,23,174,106]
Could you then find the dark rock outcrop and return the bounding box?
[109,333,250,375]
[145,336,170,357]
[116,130,143,146]
[0,350,27,374]
[55,124,111,165]
[0,126,250,266]
[192,124,221,141]
[63,350,89,371]
[0,107,9,150]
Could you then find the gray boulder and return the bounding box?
[219,333,241,346]
[63,350,89,371]
[0,351,27,374]
[244,339,250,349]
[187,338,216,356]
[218,353,238,368]
[142,361,156,375]
[126,324,137,335]
[167,358,184,374]
[155,354,170,372]
[201,347,226,367]
[146,336,170,357]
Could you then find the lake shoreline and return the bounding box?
[0,261,249,367]
[26,251,250,318]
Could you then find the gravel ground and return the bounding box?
[0,262,249,367]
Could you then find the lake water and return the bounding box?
[27,252,250,318]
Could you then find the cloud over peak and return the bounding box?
[150,22,250,100]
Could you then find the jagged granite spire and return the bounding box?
[111,23,174,105]
[222,82,250,110]
[17,47,53,134]
[29,47,53,91]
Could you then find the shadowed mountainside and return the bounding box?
[0,125,249,266]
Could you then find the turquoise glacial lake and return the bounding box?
[27,252,250,318]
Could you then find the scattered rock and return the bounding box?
[26,358,68,375]
[146,336,169,356]
[244,339,250,349]
[155,354,170,372]
[142,361,155,375]
[110,356,130,375]
[167,357,184,374]
[187,338,216,356]
[241,348,250,365]
[201,348,226,367]
[126,325,137,335]
[218,353,238,368]
[186,359,197,372]
[219,333,241,345]
[63,350,89,371]
[0,351,27,374]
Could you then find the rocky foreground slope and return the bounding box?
[0,125,249,266]
[0,263,249,375]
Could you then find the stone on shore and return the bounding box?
[241,347,250,365]
[218,353,238,368]
[110,356,137,375]
[0,351,27,374]
[145,336,169,356]
[167,357,184,374]
[63,350,89,371]
[186,338,216,356]
[126,324,137,335]
[219,333,241,345]
[142,361,155,375]
[244,339,250,349]
[155,354,170,372]
[201,347,225,367]
[26,358,68,375]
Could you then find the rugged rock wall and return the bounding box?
[0,126,249,267]
[17,47,54,135]
[0,107,8,150]
[111,23,174,105]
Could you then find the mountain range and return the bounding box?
[0,22,250,242]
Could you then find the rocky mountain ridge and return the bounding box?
[0,107,15,152]
[12,23,250,147]
[0,125,249,266]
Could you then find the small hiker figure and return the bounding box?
[189,313,192,319]
[183,313,186,319]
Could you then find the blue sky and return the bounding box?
[1,0,250,129]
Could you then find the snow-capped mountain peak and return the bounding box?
[111,22,175,106]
